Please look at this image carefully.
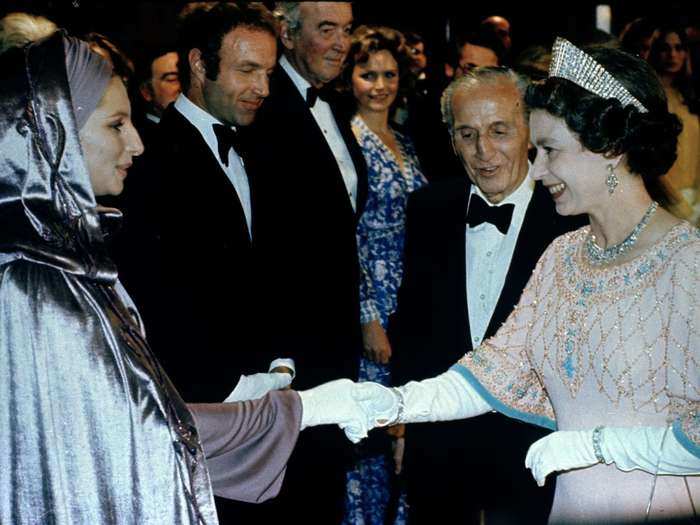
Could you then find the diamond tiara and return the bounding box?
[549,37,648,113]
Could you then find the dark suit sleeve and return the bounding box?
[189,389,302,503]
[389,189,431,385]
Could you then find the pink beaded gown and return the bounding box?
[452,223,700,523]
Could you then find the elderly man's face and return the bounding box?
[283,2,353,87]
[451,81,529,204]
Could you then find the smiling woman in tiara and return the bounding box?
[346,38,700,523]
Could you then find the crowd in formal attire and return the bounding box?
[1,3,699,525]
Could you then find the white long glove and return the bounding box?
[224,372,293,402]
[525,426,700,487]
[353,370,492,429]
[298,379,396,443]
[525,430,598,486]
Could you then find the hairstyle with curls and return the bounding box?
[526,45,681,207]
[340,25,411,98]
[441,66,528,133]
[649,25,699,115]
[176,2,277,93]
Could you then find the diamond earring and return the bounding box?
[606,164,618,195]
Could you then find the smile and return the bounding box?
[547,182,566,198]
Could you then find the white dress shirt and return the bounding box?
[173,94,252,238]
[279,55,358,211]
[466,167,534,346]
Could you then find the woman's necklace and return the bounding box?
[585,201,658,266]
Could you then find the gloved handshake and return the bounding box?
[297,370,492,443]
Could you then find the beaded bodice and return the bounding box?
[459,223,700,441]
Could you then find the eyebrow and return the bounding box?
[318,19,352,29]
[108,111,130,119]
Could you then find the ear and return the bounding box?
[450,132,458,157]
[609,154,624,171]
[139,81,154,102]
[444,63,455,79]
[188,48,206,86]
[279,20,295,51]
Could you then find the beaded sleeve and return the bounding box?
[668,229,700,457]
[451,242,558,430]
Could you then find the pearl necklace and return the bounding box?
[585,201,658,266]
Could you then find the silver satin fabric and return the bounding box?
[0,33,219,524]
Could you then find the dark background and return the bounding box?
[3,0,699,66]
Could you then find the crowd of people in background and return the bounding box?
[1,3,699,525]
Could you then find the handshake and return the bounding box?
[298,379,400,443]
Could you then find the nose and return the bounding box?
[375,75,386,91]
[127,123,145,157]
[530,149,547,180]
[334,29,351,54]
[475,135,494,160]
[253,72,270,98]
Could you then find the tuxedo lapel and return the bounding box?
[269,68,364,220]
[162,107,251,245]
[441,179,471,354]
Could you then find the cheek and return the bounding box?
[352,79,370,99]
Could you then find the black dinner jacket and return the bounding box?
[244,65,368,389]
[391,176,586,384]
[120,104,265,403]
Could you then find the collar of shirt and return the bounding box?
[279,55,313,102]
[145,112,160,124]
[468,164,535,234]
[174,93,241,165]
[173,94,252,238]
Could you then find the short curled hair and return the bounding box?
[177,2,277,93]
[525,46,681,207]
[340,25,410,94]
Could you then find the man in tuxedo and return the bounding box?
[124,3,295,408]
[243,2,367,522]
[133,47,180,147]
[390,67,585,524]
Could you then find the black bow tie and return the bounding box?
[212,123,244,167]
[306,85,331,107]
[466,194,515,234]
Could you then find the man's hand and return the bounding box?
[224,372,293,402]
[361,320,392,364]
[298,380,399,443]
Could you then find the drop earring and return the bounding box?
[606,164,618,195]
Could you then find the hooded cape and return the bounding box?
[0,32,300,525]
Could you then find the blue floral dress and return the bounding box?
[344,115,427,525]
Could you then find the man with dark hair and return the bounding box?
[390,68,584,524]
[243,2,368,523]
[126,4,289,521]
[128,0,286,436]
[134,47,180,143]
